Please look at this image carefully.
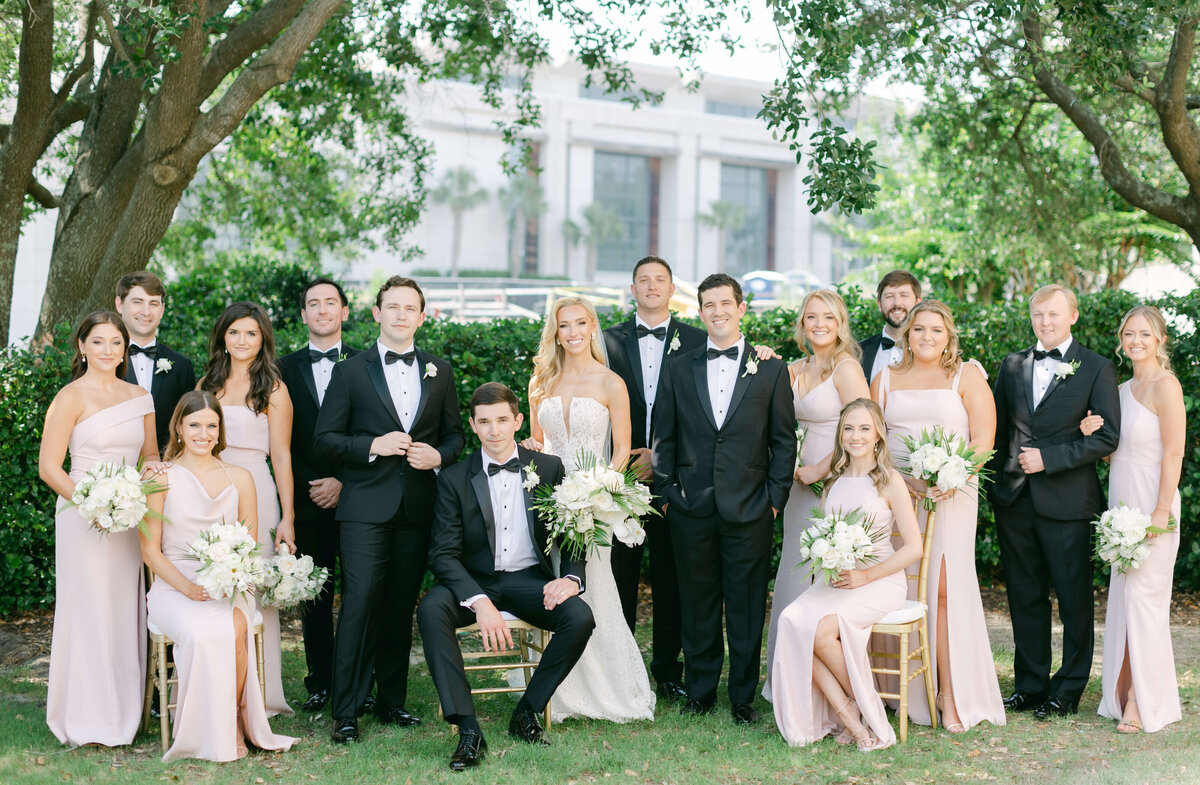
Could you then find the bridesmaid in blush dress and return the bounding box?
[1081,305,1183,734]
[39,311,164,746]
[763,290,869,700]
[871,300,1004,732]
[770,399,922,751]
[142,391,294,761]
[201,302,296,716]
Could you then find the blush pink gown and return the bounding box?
[47,395,151,746]
[1097,382,1181,732]
[147,464,295,761]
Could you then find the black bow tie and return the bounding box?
[637,324,666,341]
[309,348,339,363]
[1033,347,1063,361]
[487,458,522,476]
[880,336,896,350]
[129,344,157,359]
[707,346,739,361]
[385,350,416,366]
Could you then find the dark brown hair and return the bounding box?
[875,270,921,301]
[70,310,129,381]
[470,381,520,418]
[116,271,166,300]
[633,256,673,281]
[301,277,349,309]
[201,301,281,415]
[375,275,425,311]
[697,273,743,307]
[164,391,226,461]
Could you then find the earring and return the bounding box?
[80,355,87,363]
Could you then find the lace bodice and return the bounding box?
[537,397,611,471]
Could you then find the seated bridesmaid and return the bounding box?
[140,391,295,762]
[771,398,921,751]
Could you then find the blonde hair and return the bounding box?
[893,299,962,376]
[529,297,605,406]
[1029,284,1079,312]
[1117,304,1173,372]
[826,398,894,495]
[792,289,861,379]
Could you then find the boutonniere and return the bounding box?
[668,333,681,354]
[742,357,759,377]
[522,462,539,491]
[155,358,173,374]
[1054,360,1080,380]
[338,350,349,362]
[423,362,437,379]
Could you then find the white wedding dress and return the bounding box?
[525,396,656,722]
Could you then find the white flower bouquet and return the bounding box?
[796,507,884,584]
[900,426,994,510]
[70,460,166,536]
[258,543,329,609]
[795,425,824,496]
[1095,504,1174,574]
[187,522,265,602]
[529,450,657,561]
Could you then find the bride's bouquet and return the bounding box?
[529,450,657,561]
[1095,504,1175,574]
[796,507,885,584]
[258,543,330,609]
[187,522,265,602]
[900,426,994,510]
[70,460,166,535]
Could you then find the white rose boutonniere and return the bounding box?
[155,358,173,374]
[522,462,539,491]
[668,333,681,354]
[423,362,437,379]
[1054,360,1080,380]
[742,357,759,378]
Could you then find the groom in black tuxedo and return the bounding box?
[653,273,795,724]
[314,276,465,743]
[602,256,706,702]
[279,278,360,713]
[989,284,1120,718]
[418,382,594,771]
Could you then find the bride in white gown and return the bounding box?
[520,296,657,723]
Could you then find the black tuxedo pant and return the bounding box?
[294,509,339,695]
[995,485,1094,703]
[417,568,595,724]
[611,512,685,685]
[669,507,773,706]
[331,508,428,719]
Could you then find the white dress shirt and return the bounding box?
[635,315,670,444]
[377,340,420,430]
[706,337,745,429]
[128,340,156,393]
[871,330,901,381]
[1032,335,1073,409]
[310,340,342,405]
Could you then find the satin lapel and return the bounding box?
[1022,348,1036,413]
[123,362,138,386]
[411,349,432,429]
[301,359,320,408]
[622,321,645,404]
[149,359,164,396]
[1039,341,1079,409]
[470,460,497,558]
[365,351,404,429]
[723,347,754,428]
[691,351,719,431]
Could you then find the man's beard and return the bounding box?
[884,310,909,330]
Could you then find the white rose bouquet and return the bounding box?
[258,543,329,609]
[795,425,824,496]
[900,426,995,510]
[187,522,264,603]
[70,459,166,536]
[530,450,657,561]
[1094,504,1174,574]
[796,507,884,584]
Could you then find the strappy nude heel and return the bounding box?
[936,692,966,733]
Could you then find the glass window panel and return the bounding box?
[719,164,768,276]
[593,152,651,271]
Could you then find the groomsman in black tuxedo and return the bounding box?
[418,383,594,771]
[279,278,360,713]
[602,256,705,702]
[989,284,1120,718]
[857,269,921,382]
[653,273,795,724]
[315,276,465,743]
[114,271,196,455]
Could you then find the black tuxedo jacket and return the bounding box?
[858,333,886,381]
[427,448,584,603]
[313,345,465,524]
[603,316,707,451]
[987,340,1120,520]
[124,342,196,455]
[652,346,796,522]
[279,344,361,523]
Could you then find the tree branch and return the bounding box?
[197,0,307,100]
[1114,74,1157,106]
[94,0,132,65]
[1155,16,1200,196]
[27,178,58,209]
[54,2,97,107]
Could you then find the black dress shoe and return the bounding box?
[680,696,716,716]
[508,707,550,746]
[358,693,376,716]
[302,689,329,713]
[731,703,759,724]
[1033,695,1079,719]
[656,680,688,702]
[374,704,422,726]
[449,729,487,771]
[331,717,359,743]
[1002,690,1047,712]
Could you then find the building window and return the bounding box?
[705,100,760,119]
[719,164,772,275]
[593,152,657,272]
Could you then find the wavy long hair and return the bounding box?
[164,391,226,461]
[826,398,895,495]
[201,301,281,415]
[893,299,962,376]
[529,297,605,406]
[71,310,129,381]
[1117,304,1173,372]
[792,289,861,379]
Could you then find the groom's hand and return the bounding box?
[470,597,514,653]
[372,431,412,457]
[629,448,653,483]
[1018,446,1044,474]
[542,577,580,610]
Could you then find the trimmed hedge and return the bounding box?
[1,258,1197,613]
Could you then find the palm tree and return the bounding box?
[563,203,622,283]
[498,173,548,277]
[430,167,490,276]
[699,200,748,273]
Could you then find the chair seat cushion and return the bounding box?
[878,600,926,625]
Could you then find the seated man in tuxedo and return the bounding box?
[418,382,595,771]
[858,269,921,382]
